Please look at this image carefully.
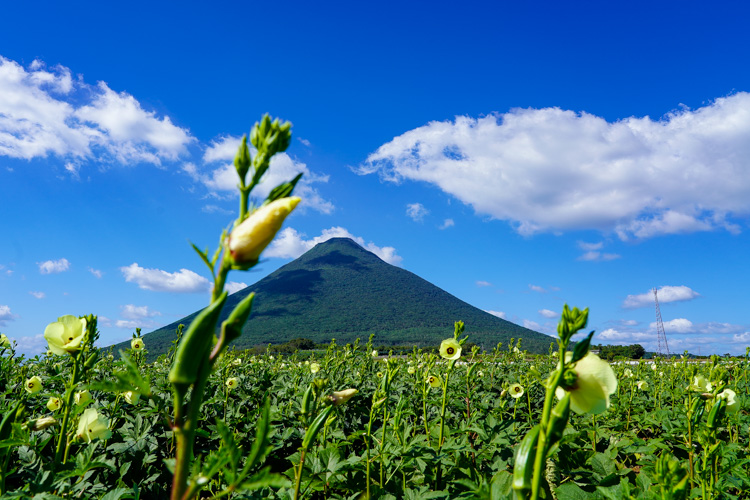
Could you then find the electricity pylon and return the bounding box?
[653,288,670,357]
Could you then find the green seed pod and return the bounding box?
[302,405,334,450]
[706,398,727,430]
[220,292,255,345]
[301,384,314,417]
[513,424,542,495]
[169,292,228,386]
[689,397,706,428]
[548,393,570,447]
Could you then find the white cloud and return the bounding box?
[651,318,694,333]
[523,319,541,331]
[266,226,403,265]
[88,267,103,278]
[11,334,47,356]
[226,281,248,294]
[486,310,506,319]
[360,93,750,239]
[0,304,16,325]
[120,304,162,320]
[298,137,311,147]
[199,135,333,214]
[120,263,210,293]
[578,251,621,262]
[624,285,700,309]
[539,309,558,319]
[0,57,193,168]
[406,203,429,222]
[476,280,493,287]
[38,258,70,274]
[29,291,45,299]
[529,284,546,293]
[439,218,455,229]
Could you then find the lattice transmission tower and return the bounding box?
[653,288,670,357]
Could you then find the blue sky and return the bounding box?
[1,0,749,356]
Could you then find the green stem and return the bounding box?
[55,356,80,466]
[293,448,308,500]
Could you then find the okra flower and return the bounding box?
[687,375,709,392]
[76,408,112,442]
[555,352,617,415]
[718,388,739,413]
[25,376,42,394]
[439,338,462,360]
[330,388,358,406]
[0,333,9,347]
[131,338,145,351]
[31,416,57,431]
[407,366,416,374]
[75,390,92,405]
[227,197,301,264]
[47,397,62,411]
[44,315,86,355]
[226,377,239,389]
[509,383,525,399]
[310,362,320,374]
[623,368,633,378]
[123,391,140,405]
[637,381,649,390]
[427,375,441,388]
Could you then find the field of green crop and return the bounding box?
[1,329,748,499]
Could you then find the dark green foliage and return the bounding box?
[595,344,646,360]
[112,238,553,358]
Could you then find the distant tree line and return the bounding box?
[594,343,646,360]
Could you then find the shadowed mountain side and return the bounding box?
[112,238,555,357]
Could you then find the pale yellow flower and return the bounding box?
[687,375,709,392]
[310,362,321,374]
[427,375,441,388]
[226,377,239,390]
[44,315,86,355]
[123,391,140,405]
[0,333,10,347]
[439,338,462,361]
[509,383,525,399]
[47,397,62,411]
[719,388,739,413]
[76,408,111,442]
[75,390,92,406]
[227,197,301,264]
[623,368,633,378]
[131,338,145,351]
[637,380,649,390]
[555,352,617,415]
[407,366,416,375]
[371,350,378,357]
[31,416,58,431]
[25,376,42,394]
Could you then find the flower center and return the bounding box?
[447,347,454,354]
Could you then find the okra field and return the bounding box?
[1,333,749,499]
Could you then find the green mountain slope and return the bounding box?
[113,238,554,356]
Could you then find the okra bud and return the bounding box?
[220,292,255,344]
[169,292,228,386]
[513,424,542,496]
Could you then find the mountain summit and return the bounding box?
[122,238,554,355]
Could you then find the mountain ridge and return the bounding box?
[113,238,554,356]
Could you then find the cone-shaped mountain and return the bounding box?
[117,238,554,356]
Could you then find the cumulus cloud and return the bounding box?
[624,285,700,309]
[529,284,547,293]
[523,319,541,331]
[577,241,620,261]
[120,263,210,293]
[29,291,45,299]
[197,136,333,214]
[0,304,16,326]
[439,218,455,229]
[88,267,103,278]
[406,203,429,222]
[539,309,558,319]
[226,281,248,294]
[652,318,694,333]
[486,310,506,319]
[38,258,70,274]
[266,226,402,265]
[0,57,193,168]
[120,304,162,320]
[476,280,493,287]
[360,93,750,239]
